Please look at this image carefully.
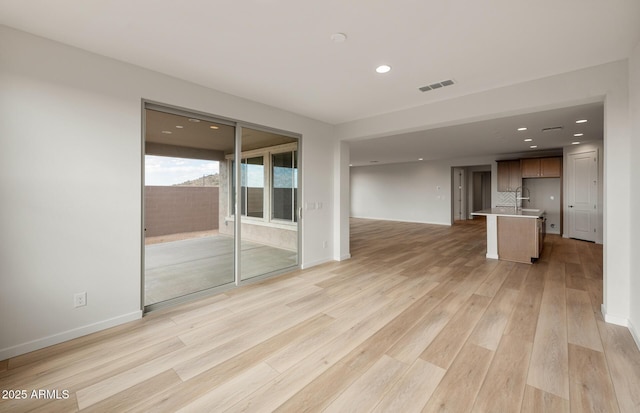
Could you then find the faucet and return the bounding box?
[514,186,530,210]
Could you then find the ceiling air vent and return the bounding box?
[419,79,455,92]
[541,126,564,132]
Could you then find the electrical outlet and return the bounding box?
[74,292,87,308]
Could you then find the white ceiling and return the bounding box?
[349,102,604,166]
[0,1,638,163]
[145,109,296,153]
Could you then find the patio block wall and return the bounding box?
[145,186,219,237]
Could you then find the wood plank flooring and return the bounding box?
[2,218,640,412]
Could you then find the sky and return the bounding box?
[145,155,219,186]
[145,155,297,187]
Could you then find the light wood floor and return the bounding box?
[2,218,640,412]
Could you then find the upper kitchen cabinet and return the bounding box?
[497,160,522,192]
[521,158,541,178]
[521,157,562,178]
[540,157,562,177]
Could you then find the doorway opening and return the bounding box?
[451,165,491,223]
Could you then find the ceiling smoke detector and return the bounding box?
[330,33,347,43]
[419,79,455,92]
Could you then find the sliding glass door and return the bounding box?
[143,107,236,308]
[143,104,300,310]
[234,127,299,280]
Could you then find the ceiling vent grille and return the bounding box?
[541,126,564,132]
[419,79,455,92]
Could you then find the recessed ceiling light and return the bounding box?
[349,164,353,167]
[161,130,172,134]
[572,141,581,145]
[376,65,391,74]
[210,125,219,130]
[529,145,538,149]
[418,158,424,161]
[188,118,200,123]
[576,119,588,124]
[175,125,184,129]
[524,138,533,142]
[517,127,527,131]
[573,133,583,137]
[370,160,379,163]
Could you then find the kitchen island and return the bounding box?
[471,207,545,263]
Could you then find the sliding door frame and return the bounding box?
[141,100,302,312]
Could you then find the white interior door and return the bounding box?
[567,150,597,241]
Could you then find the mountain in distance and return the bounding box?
[174,173,220,187]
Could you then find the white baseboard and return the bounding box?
[602,305,640,351]
[301,257,334,269]
[629,319,640,352]
[350,216,451,226]
[302,253,351,269]
[601,305,629,327]
[0,310,142,361]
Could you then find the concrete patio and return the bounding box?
[144,235,297,305]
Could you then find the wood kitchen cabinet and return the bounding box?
[521,157,562,178]
[497,160,521,192]
[497,216,544,264]
[540,157,562,177]
[521,158,540,178]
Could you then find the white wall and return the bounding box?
[350,155,498,225]
[351,162,451,225]
[338,60,633,331]
[629,40,640,347]
[332,141,351,261]
[0,26,335,359]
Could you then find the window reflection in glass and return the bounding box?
[272,151,298,222]
[232,156,264,218]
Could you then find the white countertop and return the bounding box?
[471,207,545,218]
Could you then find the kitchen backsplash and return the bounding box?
[496,191,518,207]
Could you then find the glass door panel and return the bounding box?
[239,127,299,280]
[143,108,235,307]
